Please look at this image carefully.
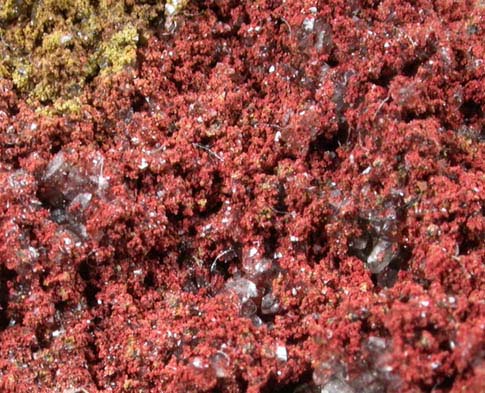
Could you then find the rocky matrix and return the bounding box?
[0,1,484,392]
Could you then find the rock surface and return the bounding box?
[0,1,483,392]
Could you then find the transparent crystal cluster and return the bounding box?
[225,243,282,326]
[310,337,399,393]
[38,151,109,239]
[296,17,334,55]
[346,190,408,281]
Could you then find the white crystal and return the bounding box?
[431,361,441,369]
[253,258,272,275]
[367,336,387,351]
[320,378,354,393]
[192,357,207,369]
[261,293,280,315]
[44,152,65,179]
[350,237,367,250]
[367,239,395,273]
[60,34,73,44]
[243,245,272,276]
[303,17,315,31]
[52,329,64,338]
[27,246,39,260]
[240,299,257,317]
[420,300,430,307]
[313,359,345,386]
[225,278,258,303]
[165,0,186,16]
[275,344,287,362]
[249,247,258,258]
[251,315,263,327]
[90,153,109,191]
[70,192,92,210]
[274,130,282,142]
[139,158,149,170]
[210,352,230,378]
[165,3,176,15]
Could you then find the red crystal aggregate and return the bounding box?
[0,1,484,392]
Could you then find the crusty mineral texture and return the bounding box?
[0,0,182,114]
[0,1,484,392]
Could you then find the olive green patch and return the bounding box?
[0,0,186,113]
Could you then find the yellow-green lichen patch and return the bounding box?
[0,0,187,113]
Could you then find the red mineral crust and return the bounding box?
[0,1,484,392]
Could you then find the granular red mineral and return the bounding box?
[0,1,483,392]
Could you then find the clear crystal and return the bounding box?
[261,292,280,315]
[251,315,264,327]
[210,352,230,378]
[225,277,258,303]
[275,344,287,362]
[43,152,66,180]
[367,239,395,273]
[350,237,367,250]
[240,299,257,317]
[367,336,387,352]
[41,152,89,204]
[320,378,354,393]
[242,243,272,276]
[70,192,92,211]
[191,356,208,369]
[313,359,344,386]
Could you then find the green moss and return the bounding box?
[0,0,187,113]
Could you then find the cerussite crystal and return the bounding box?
[225,277,258,303]
[366,238,395,274]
